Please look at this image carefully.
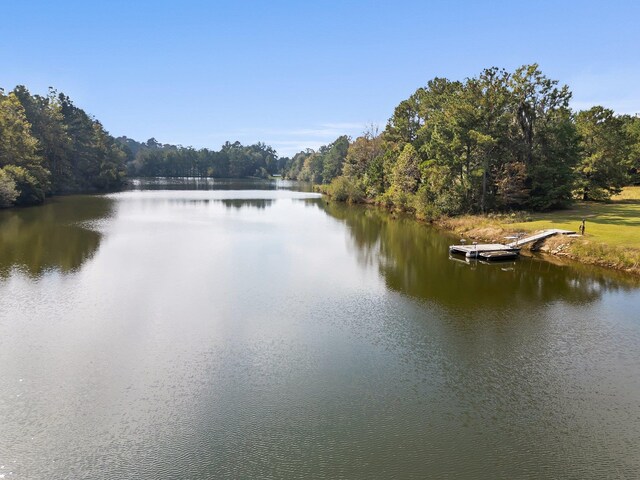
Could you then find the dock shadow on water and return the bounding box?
[0,195,115,278]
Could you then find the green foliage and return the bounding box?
[343,127,386,197]
[412,186,439,220]
[298,152,325,183]
[57,94,126,191]
[527,108,580,210]
[305,64,632,217]
[2,165,46,205]
[574,107,634,200]
[624,115,640,184]
[122,138,280,179]
[495,161,529,209]
[284,136,350,184]
[282,150,313,180]
[1,85,129,203]
[0,92,41,169]
[12,86,73,193]
[321,135,349,182]
[0,168,18,207]
[4,68,638,217]
[0,90,50,204]
[390,143,420,196]
[325,176,364,203]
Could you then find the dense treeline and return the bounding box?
[0,86,126,207]
[284,64,640,216]
[3,66,639,215]
[0,84,287,208]
[280,135,350,184]
[117,137,286,179]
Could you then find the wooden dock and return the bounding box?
[505,229,575,248]
[449,229,576,260]
[478,250,519,260]
[449,243,519,259]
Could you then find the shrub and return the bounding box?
[0,168,18,207]
[412,185,441,221]
[326,176,365,204]
[2,165,46,205]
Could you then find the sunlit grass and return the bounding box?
[437,186,640,274]
[508,187,640,248]
[611,186,640,201]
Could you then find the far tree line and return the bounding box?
[2,65,639,216]
[117,137,285,179]
[0,87,285,208]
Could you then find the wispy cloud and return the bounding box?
[269,140,328,152]
[219,123,378,138]
[319,122,370,130]
[199,121,385,156]
[568,68,640,114]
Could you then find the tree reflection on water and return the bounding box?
[319,200,639,309]
[0,195,114,278]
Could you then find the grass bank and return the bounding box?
[437,186,640,275]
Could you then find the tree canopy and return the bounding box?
[282,64,640,217]
[119,138,285,179]
[0,86,127,206]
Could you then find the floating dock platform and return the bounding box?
[449,243,520,259]
[449,229,576,261]
[477,250,520,261]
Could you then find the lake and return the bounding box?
[1,179,639,479]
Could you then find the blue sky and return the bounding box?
[2,0,639,156]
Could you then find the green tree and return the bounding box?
[385,97,422,144]
[282,150,313,180]
[13,86,73,193]
[343,126,385,197]
[321,135,349,183]
[0,168,18,207]
[56,93,126,190]
[0,91,49,204]
[621,114,640,184]
[388,143,421,208]
[508,64,577,209]
[426,69,511,212]
[574,106,633,199]
[92,121,126,189]
[2,165,46,204]
[298,152,324,183]
[333,65,583,213]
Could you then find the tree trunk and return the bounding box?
[481,158,487,213]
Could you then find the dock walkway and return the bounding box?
[505,229,575,248]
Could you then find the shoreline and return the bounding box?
[435,215,640,277]
[319,185,640,277]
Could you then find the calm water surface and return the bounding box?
[1,179,639,479]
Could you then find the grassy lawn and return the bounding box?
[508,186,640,248]
[438,186,640,273]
